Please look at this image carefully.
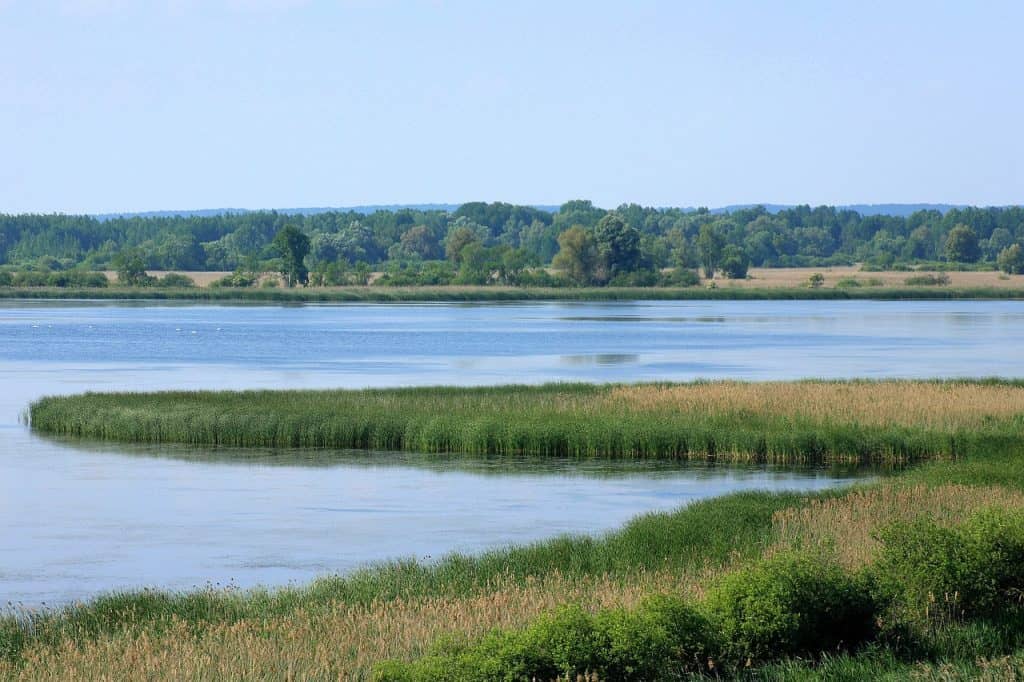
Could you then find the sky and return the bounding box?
[1,0,1022,214]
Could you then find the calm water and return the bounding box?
[3,299,1022,607]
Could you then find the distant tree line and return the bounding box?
[1,201,1023,287]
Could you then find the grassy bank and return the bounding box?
[3,284,1024,302]
[29,380,1024,465]
[8,380,1024,679]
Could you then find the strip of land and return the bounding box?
[7,379,1024,680]
[29,380,1024,464]
[3,283,1024,302]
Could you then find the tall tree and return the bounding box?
[552,226,598,285]
[272,225,310,287]
[594,213,641,281]
[944,224,980,263]
[696,224,726,278]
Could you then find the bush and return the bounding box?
[374,598,717,681]
[870,509,1024,630]
[720,245,750,279]
[904,273,951,286]
[705,552,876,663]
[659,267,701,287]
[807,272,825,288]
[835,277,862,289]
[155,273,195,288]
[0,271,11,286]
[210,270,256,288]
[608,269,659,287]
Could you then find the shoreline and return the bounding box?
[3,284,1024,303]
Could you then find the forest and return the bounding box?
[2,201,1024,287]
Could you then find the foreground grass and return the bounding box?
[8,380,1024,679]
[30,380,1024,464]
[2,284,1024,302]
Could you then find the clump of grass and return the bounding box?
[29,380,1024,465]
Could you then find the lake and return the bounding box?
[2,299,1022,607]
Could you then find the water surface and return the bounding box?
[3,299,1021,606]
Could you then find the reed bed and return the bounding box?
[30,380,1024,465]
[0,570,706,682]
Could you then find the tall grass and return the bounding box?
[9,382,1024,678]
[30,380,1024,464]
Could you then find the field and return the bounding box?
[100,267,1024,291]
[7,379,1024,679]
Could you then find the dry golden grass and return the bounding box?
[910,656,1024,681]
[770,483,1024,569]
[724,266,1024,290]
[604,381,1024,430]
[0,569,703,682]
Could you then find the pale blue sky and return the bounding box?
[1,0,1022,213]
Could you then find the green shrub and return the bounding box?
[871,509,1024,630]
[806,272,825,288]
[593,594,717,680]
[904,273,951,286]
[659,267,701,287]
[835,277,862,288]
[155,273,195,288]
[375,597,717,681]
[705,551,876,663]
[0,271,11,286]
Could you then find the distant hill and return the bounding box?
[712,203,965,217]
[92,203,972,221]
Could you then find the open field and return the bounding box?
[29,380,1024,465]
[731,265,1024,289]
[8,380,1024,679]
[95,267,1024,291]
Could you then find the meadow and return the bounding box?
[7,380,1024,679]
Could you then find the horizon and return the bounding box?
[3,1,1023,213]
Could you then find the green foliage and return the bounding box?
[551,226,599,285]
[658,267,701,287]
[870,509,1024,630]
[807,272,825,288]
[706,552,876,663]
[111,248,154,286]
[944,224,981,263]
[997,243,1024,274]
[271,225,310,287]
[594,212,641,282]
[0,271,11,286]
[375,597,717,681]
[904,273,951,286]
[153,273,195,288]
[719,244,750,279]
[696,223,726,278]
[209,269,256,288]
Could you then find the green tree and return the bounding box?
[272,225,311,287]
[997,243,1024,274]
[593,213,641,282]
[111,248,152,286]
[444,225,483,264]
[696,224,726,278]
[720,245,750,279]
[944,224,980,263]
[552,226,598,285]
